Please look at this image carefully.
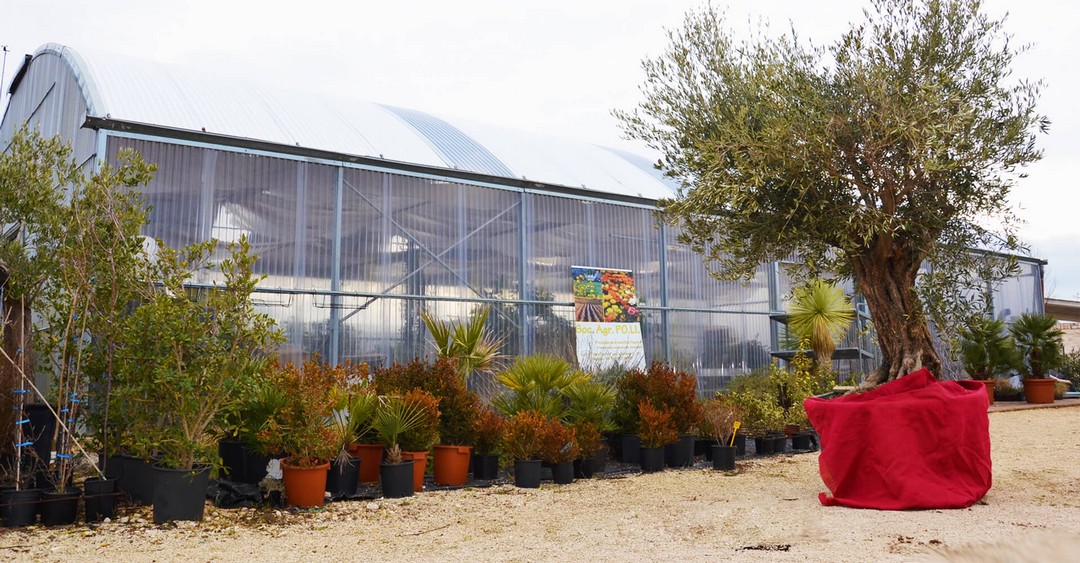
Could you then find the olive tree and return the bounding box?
[617,0,1046,384]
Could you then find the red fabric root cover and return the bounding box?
[804,368,991,510]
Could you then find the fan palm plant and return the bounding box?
[1009,313,1065,379]
[958,317,1019,380]
[491,354,588,418]
[372,395,430,464]
[787,279,855,365]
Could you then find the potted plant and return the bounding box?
[959,316,1019,405]
[1009,313,1065,404]
[492,354,587,419]
[372,358,483,486]
[112,237,282,522]
[398,389,440,492]
[699,398,738,471]
[256,357,348,508]
[993,379,1024,402]
[538,418,579,485]
[471,408,506,480]
[420,306,506,381]
[637,400,677,473]
[502,411,547,488]
[563,378,615,477]
[325,376,376,499]
[613,363,702,467]
[372,395,430,498]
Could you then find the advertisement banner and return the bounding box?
[572,266,646,370]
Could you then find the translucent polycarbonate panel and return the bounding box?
[664,227,772,313]
[994,260,1043,321]
[209,150,299,282]
[339,170,521,306]
[666,310,773,397]
[297,163,337,290]
[107,137,208,251]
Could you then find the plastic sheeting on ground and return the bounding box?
[804,368,991,510]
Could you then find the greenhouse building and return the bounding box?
[1,44,1047,393]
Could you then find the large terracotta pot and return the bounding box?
[433,445,472,486]
[347,443,385,484]
[401,450,428,492]
[978,379,995,406]
[1022,378,1056,404]
[280,458,330,508]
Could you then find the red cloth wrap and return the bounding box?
[804,368,991,510]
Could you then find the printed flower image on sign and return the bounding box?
[572,267,640,323]
[572,266,645,370]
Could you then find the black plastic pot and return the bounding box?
[753,436,774,456]
[733,432,747,456]
[218,440,246,482]
[25,404,56,481]
[791,432,813,451]
[119,455,156,505]
[770,434,787,455]
[639,446,665,473]
[513,459,542,489]
[1,488,40,527]
[551,461,574,485]
[593,444,608,474]
[712,445,736,471]
[471,453,499,481]
[664,434,696,467]
[380,460,415,499]
[573,457,595,479]
[325,456,360,499]
[619,434,642,464]
[40,487,80,526]
[152,465,210,524]
[83,477,119,522]
[241,446,276,485]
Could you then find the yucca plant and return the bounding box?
[421,306,506,380]
[787,279,855,365]
[372,395,430,464]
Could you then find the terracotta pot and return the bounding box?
[433,445,472,486]
[978,379,995,406]
[280,458,330,508]
[401,450,428,492]
[1023,378,1056,404]
[347,443,385,484]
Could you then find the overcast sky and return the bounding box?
[2,0,1077,299]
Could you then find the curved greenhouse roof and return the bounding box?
[5,43,678,200]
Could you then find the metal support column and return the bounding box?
[329,167,344,364]
[658,224,671,363]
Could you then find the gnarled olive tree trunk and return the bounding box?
[850,239,942,386]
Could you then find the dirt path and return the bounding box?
[4,406,1079,562]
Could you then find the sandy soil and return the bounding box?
[3,406,1079,562]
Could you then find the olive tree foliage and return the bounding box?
[616,0,1047,384]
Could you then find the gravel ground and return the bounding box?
[3,406,1079,562]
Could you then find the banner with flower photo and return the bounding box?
[572,266,646,370]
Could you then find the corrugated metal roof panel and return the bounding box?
[27,43,676,200]
[379,104,516,178]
